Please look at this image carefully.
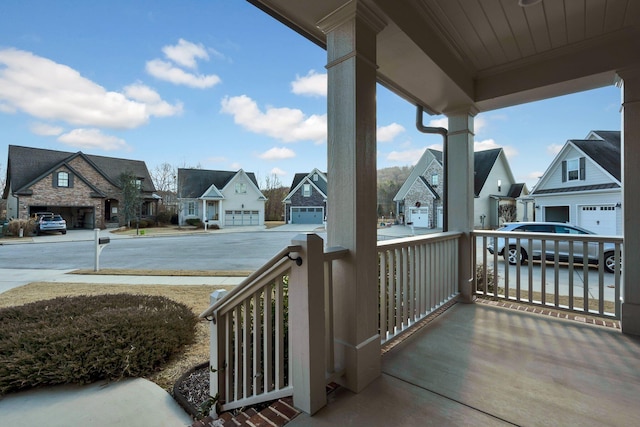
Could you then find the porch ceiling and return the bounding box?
[248,0,640,114]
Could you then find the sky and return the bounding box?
[0,1,623,191]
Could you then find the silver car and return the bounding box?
[36,214,67,235]
[487,222,618,273]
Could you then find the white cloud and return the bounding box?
[58,128,130,151]
[429,117,448,128]
[474,138,518,158]
[427,115,486,133]
[145,59,221,89]
[474,139,500,151]
[123,83,183,117]
[220,95,327,143]
[377,123,405,142]
[547,144,563,156]
[270,167,287,176]
[259,146,296,160]
[162,39,208,69]
[0,48,181,129]
[291,70,327,97]
[386,147,429,165]
[230,162,242,170]
[30,122,63,136]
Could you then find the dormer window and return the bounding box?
[313,173,319,181]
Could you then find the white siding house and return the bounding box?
[531,131,621,235]
[177,168,266,228]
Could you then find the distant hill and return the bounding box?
[377,166,412,218]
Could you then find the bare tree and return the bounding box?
[150,162,177,193]
[261,174,288,221]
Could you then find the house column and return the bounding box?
[619,67,640,335]
[318,1,385,393]
[446,110,476,303]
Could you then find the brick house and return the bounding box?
[2,145,158,229]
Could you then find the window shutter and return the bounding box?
[52,173,58,187]
[561,161,567,182]
[579,157,586,180]
[68,173,74,188]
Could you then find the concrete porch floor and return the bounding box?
[289,302,640,426]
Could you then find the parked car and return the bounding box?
[487,222,618,273]
[36,214,67,235]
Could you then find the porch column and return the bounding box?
[619,67,640,335]
[318,2,385,393]
[446,110,476,303]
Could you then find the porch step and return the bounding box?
[191,397,300,427]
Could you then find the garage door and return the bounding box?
[291,207,324,224]
[578,205,616,235]
[408,207,430,227]
[225,210,260,226]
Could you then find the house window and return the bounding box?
[57,171,69,187]
[235,183,247,194]
[130,178,142,189]
[566,159,579,181]
[431,173,439,187]
[187,201,196,216]
[563,157,585,182]
[313,173,318,181]
[303,183,311,197]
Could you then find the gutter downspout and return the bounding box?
[416,106,448,231]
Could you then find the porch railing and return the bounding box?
[473,230,623,319]
[377,231,462,343]
[201,231,465,415]
[200,235,348,415]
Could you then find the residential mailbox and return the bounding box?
[99,237,110,245]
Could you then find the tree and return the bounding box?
[119,171,143,227]
[150,162,176,193]
[261,174,288,221]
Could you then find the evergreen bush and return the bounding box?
[0,294,198,395]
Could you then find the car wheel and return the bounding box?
[604,251,617,273]
[504,245,527,265]
[61,230,67,235]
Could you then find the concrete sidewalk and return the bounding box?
[0,378,193,427]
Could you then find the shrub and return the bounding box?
[170,214,179,225]
[0,294,198,395]
[186,218,203,228]
[475,264,496,293]
[6,219,36,236]
[156,211,172,225]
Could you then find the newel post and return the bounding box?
[289,233,326,414]
[208,289,228,418]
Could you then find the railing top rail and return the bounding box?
[473,229,623,244]
[199,244,302,319]
[324,245,349,261]
[377,230,463,251]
